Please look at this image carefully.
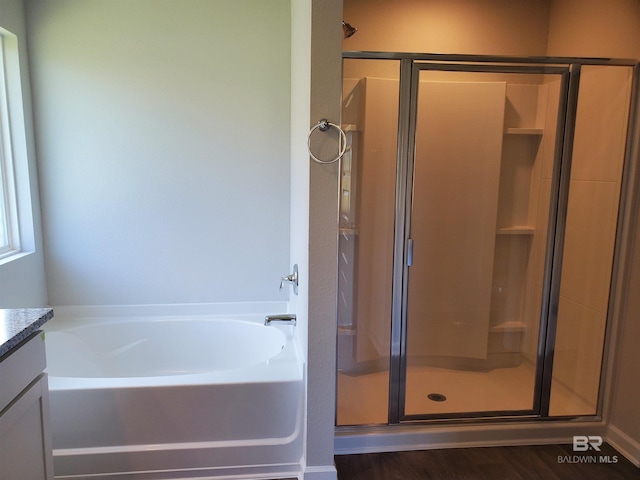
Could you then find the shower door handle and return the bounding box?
[407,238,414,266]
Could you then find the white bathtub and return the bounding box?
[43,306,303,480]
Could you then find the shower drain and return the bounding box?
[427,393,447,402]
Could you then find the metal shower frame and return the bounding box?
[339,51,640,427]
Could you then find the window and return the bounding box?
[0,27,33,264]
[0,160,20,259]
[0,32,20,260]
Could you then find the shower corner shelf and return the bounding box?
[489,321,527,334]
[338,325,357,336]
[339,227,360,236]
[504,127,544,135]
[496,226,535,235]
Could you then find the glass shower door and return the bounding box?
[401,65,567,418]
[336,59,400,426]
[337,55,636,427]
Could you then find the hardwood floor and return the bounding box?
[335,443,639,479]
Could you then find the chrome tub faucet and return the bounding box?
[264,314,297,326]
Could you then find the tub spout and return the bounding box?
[265,314,297,326]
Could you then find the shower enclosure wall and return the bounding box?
[336,53,637,426]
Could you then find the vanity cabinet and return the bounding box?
[0,332,54,480]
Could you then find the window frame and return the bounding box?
[0,33,21,260]
[0,29,26,263]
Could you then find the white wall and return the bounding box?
[608,200,640,465]
[290,0,311,362]
[26,0,291,306]
[289,0,312,471]
[343,0,550,56]
[306,1,341,478]
[547,0,640,59]
[0,0,47,308]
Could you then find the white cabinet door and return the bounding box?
[0,375,54,480]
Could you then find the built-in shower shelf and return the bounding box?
[339,227,360,236]
[489,321,527,333]
[504,127,544,135]
[497,226,535,235]
[338,326,357,336]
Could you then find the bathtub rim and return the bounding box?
[44,302,303,390]
[49,300,290,320]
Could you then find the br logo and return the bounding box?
[573,435,603,452]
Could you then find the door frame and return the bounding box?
[339,51,640,428]
[392,61,572,423]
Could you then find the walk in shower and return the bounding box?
[336,53,637,426]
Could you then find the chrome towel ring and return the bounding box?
[307,119,347,164]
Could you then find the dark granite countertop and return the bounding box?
[0,308,54,359]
